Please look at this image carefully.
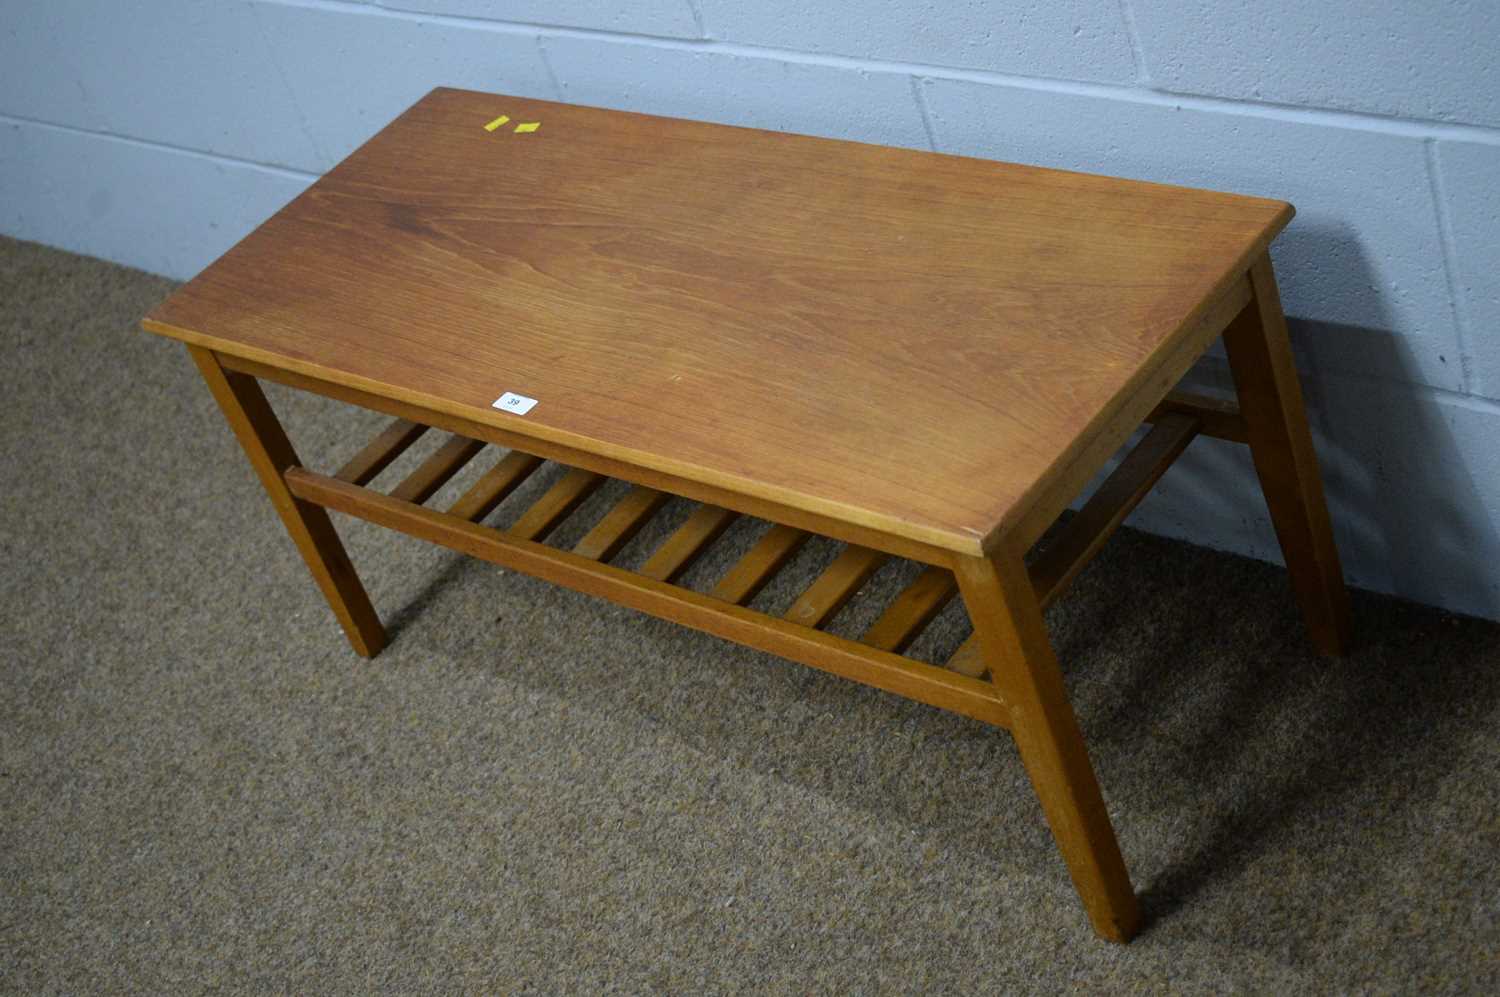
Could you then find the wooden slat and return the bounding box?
[1031,412,1200,607]
[1147,390,1247,444]
[509,467,606,542]
[574,485,671,562]
[286,468,1010,729]
[711,524,810,606]
[784,545,888,629]
[334,417,428,485]
[639,504,740,583]
[448,450,543,522]
[389,434,485,505]
[862,566,958,653]
[947,637,987,678]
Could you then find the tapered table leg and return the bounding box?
[189,346,386,657]
[1223,254,1352,655]
[956,551,1140,943]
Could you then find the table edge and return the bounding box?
[985,213,1290,554]
[142,316,991,556]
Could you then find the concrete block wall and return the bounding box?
[3,1,1497,619]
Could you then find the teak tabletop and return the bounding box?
[144,88,1351,943]
[146,87,1290,557]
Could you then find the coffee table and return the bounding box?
[142,87,1350,942]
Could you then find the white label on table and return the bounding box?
[492,392,538,415]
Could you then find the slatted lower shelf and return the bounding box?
[288,464,1011,729]
[303,403,1222,724]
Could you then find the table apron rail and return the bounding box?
[285,467,1013,730]
[216,352,966,567]
[1004,274,1253,553]
[1146,391,1248,444]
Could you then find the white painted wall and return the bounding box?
[3,1,1497,618]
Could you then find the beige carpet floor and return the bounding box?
[2,234,1498,992]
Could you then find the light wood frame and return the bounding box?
[189,253,1349,943]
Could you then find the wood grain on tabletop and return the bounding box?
[144,87,1291,555]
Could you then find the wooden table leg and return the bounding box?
[189,346,387,658]
[1223,254,1352,656]
[956,552,1140,943]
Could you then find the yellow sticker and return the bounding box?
[513,121,540,134]
[483,115,510,132]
